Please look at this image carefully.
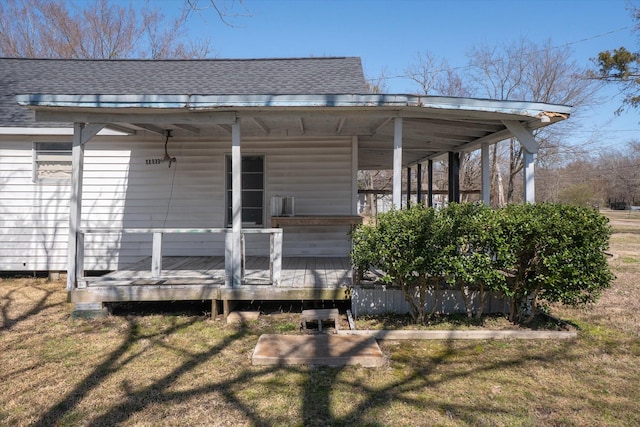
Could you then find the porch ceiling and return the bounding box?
[16,94,571,169]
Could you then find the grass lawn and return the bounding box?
[1,211,639,426]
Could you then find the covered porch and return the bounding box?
[17,93,571,316]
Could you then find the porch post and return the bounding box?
[152,232,163,278]
[427,159,433,207]
[351,136,358,215]
[406,167,411,208]
[393,117,402,209]
[502,121,539,204]
[416,163,423,206]
[481,143,490,205]
[231,119,242,286]
[448,152,460,203]
[524,149,536,203]
[67,122,103,291]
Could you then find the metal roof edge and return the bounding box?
[410,95,572,116]
[0,126,129,136]
[16,94,191,109]
[16,94,572,117]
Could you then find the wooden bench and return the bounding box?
[301,308,341,333]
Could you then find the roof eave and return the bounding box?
[16,93,572,120]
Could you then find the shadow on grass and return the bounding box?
[25,308,582,426]
[3,282,612,426]
[297,337,580,426]
[32,315,251,426]
[0,285,64,332]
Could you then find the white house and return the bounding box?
[0,57,571,317]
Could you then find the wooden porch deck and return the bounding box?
[72,256,353,304]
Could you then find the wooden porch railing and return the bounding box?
[77,228,283,288]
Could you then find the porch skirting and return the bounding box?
[351,286,511,317]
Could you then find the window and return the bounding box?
[226,155,265,226]
[33,142,72,181]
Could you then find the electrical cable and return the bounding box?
[164,130,177,167]
[162,129,177,227]
[163,160,178,228]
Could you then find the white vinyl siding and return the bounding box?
[80,139,228,270]
[1,141,71,270]
[0,136,355,272]
[261,139,354,257]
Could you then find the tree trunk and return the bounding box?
[475,283,486,320]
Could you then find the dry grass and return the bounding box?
[1,212,639,426]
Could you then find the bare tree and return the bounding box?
[365,68,389,94]
[466,39,599,202]
[534,139,639,208]
[597,140,640,206]
[404,41,598,205]
[405,52,471,97]
[405,52,480,203]
[186,0,249,27]
[0,0,241,59]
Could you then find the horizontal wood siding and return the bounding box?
[1,135,355,271]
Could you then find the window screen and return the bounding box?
[34,142,72,181]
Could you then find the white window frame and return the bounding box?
[32,141,72,183]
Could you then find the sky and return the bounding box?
[151,0,639,151]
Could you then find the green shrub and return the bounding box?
[441,203,513,319]
[351,206,452,323]
[502,203,614,323]
[352,203,614,324]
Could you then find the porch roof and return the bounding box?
[15,92,571,169]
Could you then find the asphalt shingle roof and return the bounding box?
[0,57,367,126]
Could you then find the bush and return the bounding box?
[352,203,613,324]
[441,203,513,319]
[351,206,451,323]
[501,203,614,323]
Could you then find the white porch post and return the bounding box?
[152,232,163,278]
[393,117,403,209]
[67,122,104,291]
[67,124,85,291]
[231,119,242,286]
[502,120,539,204]
[351,136,358,215]
[524,149,536,203]
[481,143,490,205]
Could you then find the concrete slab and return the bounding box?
[226,311,260,324]
[252,334,385,367]
[301,308,341,332]
[72,302,109,319]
